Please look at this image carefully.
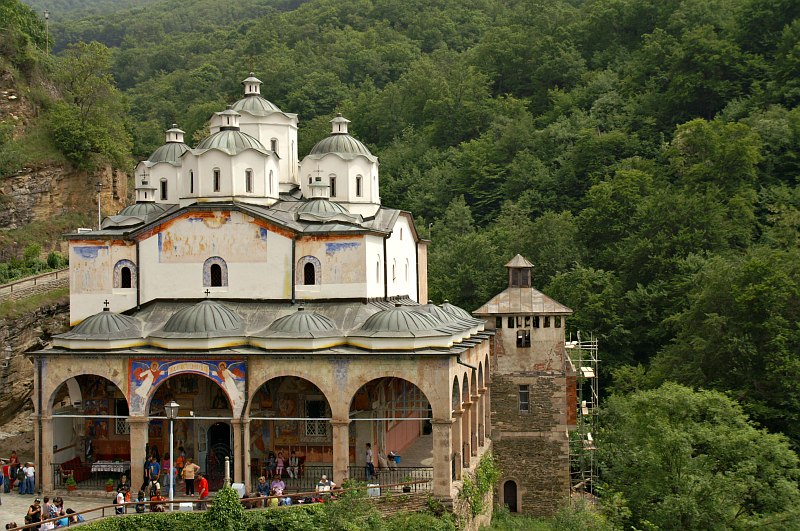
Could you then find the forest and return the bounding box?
[3,0,800,528]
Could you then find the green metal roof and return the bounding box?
[297,198,350,216]
[195,130,268,155]
[308,134,374,159]
[67,309,141,338]
[148,142,190,164]
[264,307,338,336]
[231,95,282,116]
[360,305,441,333]
[161,300,243,334]
[118,202,172,218]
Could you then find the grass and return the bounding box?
[0,286,69,320]
[0,213,90,261]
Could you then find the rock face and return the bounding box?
[0,298,70,460]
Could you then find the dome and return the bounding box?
[231,95,282,116]
[297,198,350,216]
[264,308,338,336]
[161,300,243,334]
[118,202,171,217]
[147,142,190,164]
[68,309,141,338]
[412,303,459,325]
[309,134,374,158]
[195,130,268,155]
[360,305,442,333]
[441,301,483,325]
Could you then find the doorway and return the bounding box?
[504,480,518,512]
[207,422,232,490]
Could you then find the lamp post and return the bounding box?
[164,400,180,510]
[43,11,49,55]
[94,181,102,230]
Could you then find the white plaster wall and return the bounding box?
[385,215,419,301]
[148,163,180,204]
[239,114,299,185]
[365,235,385,299]
[295,236,369,299]
[299,154,379,206]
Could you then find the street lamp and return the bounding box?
[165,400,180,509]
[94,181,102,230]
[43,11,49,55]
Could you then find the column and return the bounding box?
[331,419,351,485]
[452,409,463,480]
[470,394,480,456]
[41,415,53,493]
[431,418,454,498]
[128,417,149,492]
[478,387,487,447]
[484,386,492,439]
[239,418,251,488]
[461,401,471,468]
[231,419,245,484]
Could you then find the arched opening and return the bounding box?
[304,262,315,285]
[49,374,130,488]
[210,264,222,287]
[461,376,471,468]
[349,377,433,491]
[503,480,519,512]
[203,256,228,288]
[121,267,132,288]
[249,376,332,492]
[114,259,137,289]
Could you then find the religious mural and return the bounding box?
[157,211,269,263]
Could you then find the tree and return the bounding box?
[600,383,800,530]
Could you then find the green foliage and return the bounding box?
[65,475,77,487]
[0,286,68,320]
[599,383,800,530]
[458,452,500,517]
[485,502,616,531]
[203,487,245,531]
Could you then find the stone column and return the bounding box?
[331,419,351,485]
[478,387,487,446]
[431,418,454,498]
[41,415,53,493]
[461,401,471,468]
[452,409,463,479]
[231,419,246,484]
[128,417,149,491]
[470,394,480,456]
[238,418,251,488]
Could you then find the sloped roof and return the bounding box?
[505,254,534,268]
[472,287,573,316]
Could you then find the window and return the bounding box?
[121,267,132,289]
[555,316,562,328]
[213,169,221,192]
[305,399,328,437]
[203,256,228,287]
[516,330,531,348]
[376,260,381,282]
[392,260,396,281]
[495,317,502,328]
[330,176,337,197]
[544,316,551,328]
[507,317,515,328]
[160,180,167,200]
[115,399,130,435]
[113,260,137,289]
[510,268,531,288]
[400,228,403,240]
[518,385,530,413]
[270,138,278,152]
[245,169,253,193]
[532,316,540,328]
[269,170,273,194]
[304,262,316,285]
[524,316,530,327]
[190,170,194,193]
[356,175,363,197]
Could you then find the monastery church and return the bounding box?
[33,74,576,515]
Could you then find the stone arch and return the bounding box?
[478,362,484,389]
[452,377,460,412]
[461,373,470,405]
[348,377,432,420]
[485,353,490,383]
[246,371,334,418]
[113,259,137,289]
[146,371,234,417]
[203,256,228,287]
[470,369,477,395]
[47,372,129,417]
[501,478,522,512]
[342,366,444,421]
[295,255,322,286]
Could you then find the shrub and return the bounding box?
[203,487,245,531]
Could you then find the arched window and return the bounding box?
[213,168,221,192]
[376,258,381,283]
[356,175,363,197]
[405,259,409,281]
[329,175,337,197]
[296,256,321,286]
[203,257,228,287]
[245,169,253,193]
[304,262,316,285]
[271,138,278,152]
[113,260,137,289]
[190,170,194,193]
[160,179,168,201]
[392,259,396,281]
[269,170,274,195]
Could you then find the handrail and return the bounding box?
[6,480,432,530]
[0,268,69,294]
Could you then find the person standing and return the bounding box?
[287,451,299,479]
[182,457,200,496]
[114,488,125,515]
[364,443,375,481]
[196,472,209,510]
[8,452,19,492]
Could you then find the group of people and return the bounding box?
[8,496,85,530]
[261,451,300,479]
[1,452,36,496]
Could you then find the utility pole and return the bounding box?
[43,11,49,55]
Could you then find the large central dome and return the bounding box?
[195,130,268,155]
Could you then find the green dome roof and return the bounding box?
[412,303,458,325]
[441,301,482,324]
[162,300,243,334]
[231,95,282,116]
[297,198,350,216]
[118,202,171,217]
[360,305,441,333]
[265,308,338,335]
[69,309,141,338]
[195,130,268,155]
[147,142,189,163]
[309,134,374,158]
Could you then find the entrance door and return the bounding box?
[504,480,518,512]
[207,422,232,490]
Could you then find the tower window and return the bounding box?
[271,138,278,152]
[555,316,562,328]
[518,385,530,413]
[533,316,540,328]
[213,169,221,192]
[210,264,223,287]
[495,317,502,328]
[544,316,551,328]
[330,176,337,197]
[160,180,167,200]
[245,169,253,193]
[121,267,132,288]
[507,317,515,328]
[190,170,194,193]
[304,262,316,285]
[269,170,273,194]
[516,330,531,348]
[356,175,363,197]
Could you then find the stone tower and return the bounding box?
[473,254,575,515]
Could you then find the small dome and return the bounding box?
[70,309,141,338]
[297,198,350,216]
[147,142,190,164]
[266,308,338,335]
[309,134,373,158]
[195,130,267,155]
[232,95,282,115]
[162,300,243,334]
[360,305,441,333]
[441,301,481,324]
[118,202,171,217]
[412,303,458,325]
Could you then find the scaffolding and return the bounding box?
[566,331,599,496]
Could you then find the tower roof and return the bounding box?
[194,129,268,155]
[505,254,534,268]
[147,142,190,164]
[307,114,375,160]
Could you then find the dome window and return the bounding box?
[329,175,337,197]
[160,179,168,201]
[304,262,316,285]
[270,138,278,152]
[213,168,221,192]
[356,175,363,197]
[190,170,194,193]
[245,169,253,193]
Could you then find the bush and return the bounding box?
[203,487,245,531]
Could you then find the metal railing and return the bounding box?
[250,464,333,493]
[53,462,132,490]
[348,465,432,492]
[0,268,68,297]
